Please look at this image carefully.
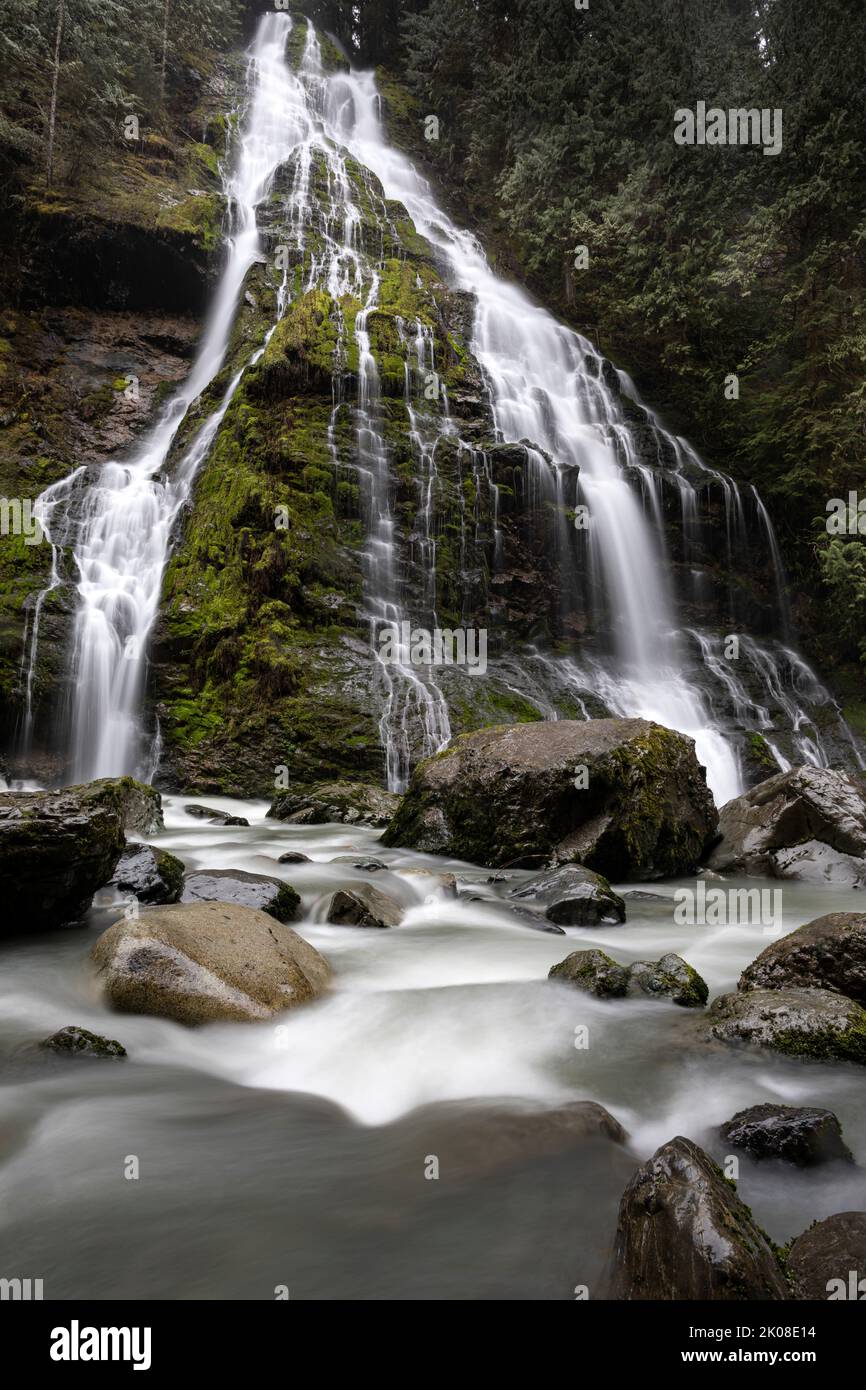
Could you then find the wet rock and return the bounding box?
[738,912,866,1005]
[788,1213,866,1299]
[626,953,708,1008]
[277,850,311,864]
[707,766,866,885]
[268,781,400,829]
[114,779,164,835]
[109,843,184,904]
[602,1136,788,1299]
[510,864,626,925]
[331,857,389,872]
[38,1025,127,1059]
[181,868,300,923]
[323,885,403,928]
[91,901,330,1025]
[382,718,717,877]
[549,949,631,998]
[621,890,669,902]
[704,987,866,1065]
[0,778,145,932]
[719,1104,854,1166]
[550,949,707,1006]
[184,804,249,826]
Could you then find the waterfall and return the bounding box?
[18,14,861,804]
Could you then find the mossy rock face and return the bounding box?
[382,718,718,876]
[602,1136,789,1299]
[0,778,157,931]
[705,987,866,1065]
[549,948,630,998]
[738,911,866,1005]
[626,953,709,1009]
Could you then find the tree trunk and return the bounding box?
[45,0,64,188]
[160,0,170,102]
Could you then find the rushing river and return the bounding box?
[1,799,863,1299]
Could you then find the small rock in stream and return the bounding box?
[719,1103,854,1166]
[38,1025,127,1059]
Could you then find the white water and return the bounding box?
[18,14,859,802]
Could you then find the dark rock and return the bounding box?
[331,857,389,872]
[707,766,866,885]
[38,1025,127,1059]
[788,1213,866,1299]
[381,718,717,877]
[603,1136,788,1299]
[626,953,709,1008]
[323,885,402,928]
[738,912,866,1005]
[510,864,626,925]
[181,868,300,922]
[114,780,164,835]
[184,804,249,826]
[277,851,311,864]
[719,1104,854,1166]
[704,987,866,1064]
[91,902,330,1025]
[109,843,184,904]
[549,949,631,997]
[268,781,400,829]
[0,778,143,932]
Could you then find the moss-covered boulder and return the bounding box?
[38,1025,127,1059]
[382,718,717,875]
[180,868,300,923]
[550,948,707,1006]
[705,987,866,1065]
[91,901,329,1025]
[738,912,866,1005]
[549,948,631,998]
[110,843,184,905]
[0,778,155,932]
[602,1137,788,1299]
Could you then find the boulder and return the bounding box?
[323,885,403,928]
[277,851,311,864]
[0,778,144,932]
[91,901,330,1025]
[719,1104,853,1166]
[704,987,866,1065]
[788,1213,866,1299]
[550,949,707,1006]
[268,781,400,828]
[707,766,866,884]
[381,718,717,877]
[738,912,866,1005]
[181,868,300,922]
[112,779,164,835]
[510,864,626,926]
[603,1136,788,1299]
[38,1025,127,1059]
[109,844,184,904]
[184,805,249,826]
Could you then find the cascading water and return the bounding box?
[18,13,861,803]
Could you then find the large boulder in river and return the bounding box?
[788,1213,866,1299]
[706,766,866,884]
[603,1137,788,1299]
[91,902,329,1025]
[719,1104,853,1166]
[738,912,866,1005]
[181,868,300,922]
[110,843,184,904]
[704,987,866,1065]
[0,777,158,932]
[381,719,717,876]
[323,885,403,928]
[509,864,625,925]
[550,949,707,1006]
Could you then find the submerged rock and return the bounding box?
[719,1104,853,1166]
[510,864,626,925]
[0,778,155,932]
[277,850,311,864]
[268,782,400,829]
[704,987,866,1065]
[381,718,717,876]
[183,804,250,826]
[738,912,866,1005]
[788,1213,866,1299]
[110,843,184,904]
[323,885,403,928]
[707,766,866,884]
[602,1136,788,1300]
[91,901,330,1025]
[181,868,300,923]
[38,1025,127,1059]
[550,949,707,1006]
